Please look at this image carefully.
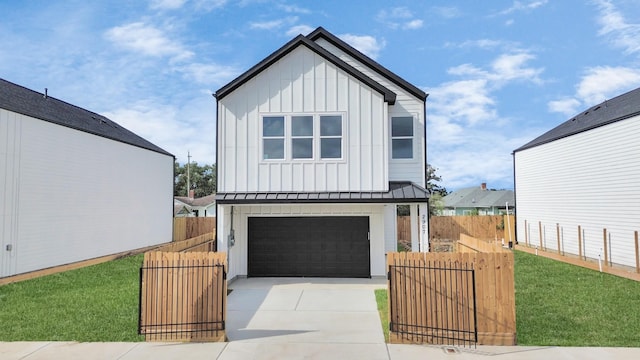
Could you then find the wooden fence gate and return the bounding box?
[388,257,477,347]
[138,251,227,341]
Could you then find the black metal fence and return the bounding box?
[138,252,227,341]
[388,260,477,347]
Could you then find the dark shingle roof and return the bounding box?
[214,30,397,104]
[0,78,173,157]
[514,87,640,152]
[307,27,428,101]
[215,181,429,204]
[443,186,514,209]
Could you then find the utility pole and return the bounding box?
[186,151,191,197]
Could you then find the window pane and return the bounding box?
[321,138,341,158]
[292,138,313,159]
[263,139,284,159]
[292,116,313,136]
[392,139,413,159]
[263,116,284,136]
[392,116,413,136]
[320,115,342,136]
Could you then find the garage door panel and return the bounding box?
[248,216,370,277]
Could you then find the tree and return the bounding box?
[174,161,216,197]
[426,163,448,196]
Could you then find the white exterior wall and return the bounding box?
[515,115,640,268]
[0,110,173,277]
[314,39,426,187]
[218,46,389,193]
[217,203,387,280]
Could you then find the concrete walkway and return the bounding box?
[2,277,640,359]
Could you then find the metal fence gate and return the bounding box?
[388,260,477,347]
[138,252,227,341]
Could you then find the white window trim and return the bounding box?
[260,113,346,163]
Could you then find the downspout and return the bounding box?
[423,94,430,250]
[512,151,518,245]
[213,92,219,252]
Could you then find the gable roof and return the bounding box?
[215,181,429,204]
[175,194,216,207]
[307,27,428,101]
[443,186,514,209]
[514,86,640,152]
[215,30,398,104]
[0,78,173,157]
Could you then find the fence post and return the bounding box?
[539,221,543,250]
[578,225,582,259]
[603,228,608,267]
[556,223,561,255]
[635,231,639,274]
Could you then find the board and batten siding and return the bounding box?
[218,46,389,193]
[217,204,386,280]
[515,114,640,268]
[314,38,426,187]
[0,110,173,277]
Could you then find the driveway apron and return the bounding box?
[226,278,387,345]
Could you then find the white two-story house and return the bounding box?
[214,27,429,280]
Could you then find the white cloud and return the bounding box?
[180,62,240,85]
[431,6,461,19]
[249,16,298,30]
[548,98,581,116]
[497,0,548,16]
[404,19,423,30]
[595,0,640,55]
[377,7,423,30]
[286,25,314,37]
[194,0,228,11]
[489,53,543,84]
[149,0,187,10]
[339,33,385,60]
[105,22,193,61]
[576,66,640,105]
[278,4,311,14]
[448,39,505,50]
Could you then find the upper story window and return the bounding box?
[263,116,285,160]
[261,114,343,161]
[391,116,414,159]
[291,115,313,159]
[320,115,342,159]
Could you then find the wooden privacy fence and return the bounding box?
[173,217,216,241]
[458,234,511,253]
[430,215,515,243]
[139,251,227,342]
[157,232,216,252]
[387,251,516,346]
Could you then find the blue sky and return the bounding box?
[2,0,640,191]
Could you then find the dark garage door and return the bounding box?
[248,216,370,278]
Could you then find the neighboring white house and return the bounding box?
[441,183,514,216]
[214,27,429,280]
[513,86,640,269]
[174,191,216,217]
[0,78,174,278]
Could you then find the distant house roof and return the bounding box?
[514,87,640,152]
[307,27,427,101]
[215,181,429,204]
[215,28,403,104]
[0,78,173,157]
[175,194,216,207]
[443,185,514,209]
[174,204,191,216]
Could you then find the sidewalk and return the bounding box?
[3,341,640,360]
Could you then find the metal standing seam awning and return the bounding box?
[215,181,429,204]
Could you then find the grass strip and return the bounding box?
[0,254,144,342]
[374,289,389,342]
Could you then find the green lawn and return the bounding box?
[0,254,144,342]
[375,250,640,346]
[374,289,389,342]
[515,250,640,346]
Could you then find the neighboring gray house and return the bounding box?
[514,86,640,268]
[214,27,429,280]
[0,79,174,278]
[174,192,216,217]
[441,183,514,216]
